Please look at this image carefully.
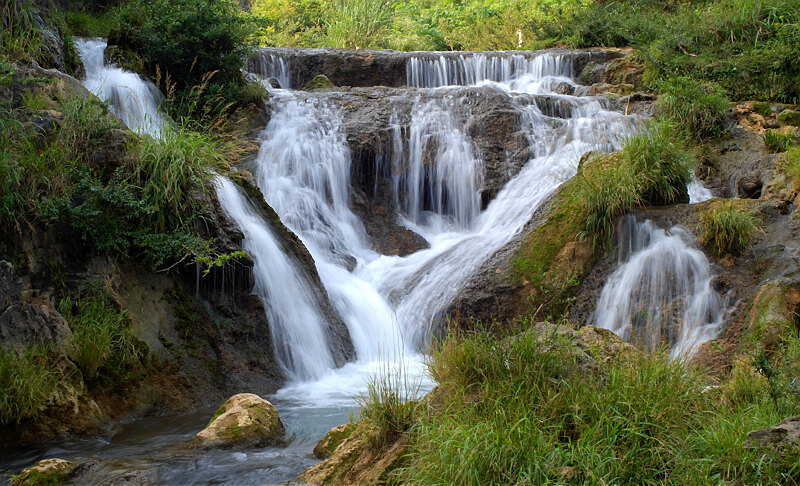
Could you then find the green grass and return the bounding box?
[0,345,58,425]
[57,285,141,380]
[699,200,760,257]
[0,0,42,63]
[785,146,800,191]
[763,129,799,153]
[656,76,730,141]
[357,357,421,447]
[578,121,695,249]
[398,325,800,485]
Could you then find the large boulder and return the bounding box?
[194,393,285,449]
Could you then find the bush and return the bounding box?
[656,77,730,140]
[699,201,759,257]
[112,0,258,110]
[763,129,799,153]
[0,345,58,424]
[57,285,141,380]
[324,0,396,49]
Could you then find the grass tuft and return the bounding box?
[699,200,759,257]
[0,345,58,425]
[763,129,799,153]
[656,76,731,141]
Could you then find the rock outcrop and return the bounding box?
[194,393,286,449]
[11,458,76,486]
[746,416,800,454]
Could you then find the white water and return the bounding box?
[592,216,728,358]
[688,179,714,204]
[213,177,336,381]
[75,38,167,137]
[241,52,639,407]
[249,51,291,90]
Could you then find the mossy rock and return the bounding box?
[193,393,285,449]
[303,74,336,91]
[11,458,75,486]
[313,422,358,459]
[777,109,800,127]
[745,280,800,354]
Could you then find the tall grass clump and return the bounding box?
[0,345,57,424]
[324,0,396,49]
[699,201,759,257]
[0,0,42,62]
[400,324,800,485]
[656,76,730,140]
[131,127,226,232]
[785,146,800,191]
[357,356,421,447]
[578,121,695,248]
[763,129,799,153]
[57,285,141,380]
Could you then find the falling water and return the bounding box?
[688,179,714,203]
[407,52,575,92]
[248,51,292,90]
[389,98,484,231]
[213,177,336,380]
[592,216,728,358]
[75,38,167,137]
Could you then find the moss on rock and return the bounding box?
[194,393,285,449]
[11,458,75,486]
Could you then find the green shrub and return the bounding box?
[0,345,58,424]
[656,76,730,140]
[58,286,141,380]
[324,0,396,49]
[699,201,759,257]
[112,0,258,110]
[763,129,799,153]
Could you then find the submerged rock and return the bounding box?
[12,458,76,486]
[194,393,285,449]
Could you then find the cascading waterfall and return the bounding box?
[248,51,291,90]
[688,179,714,203]
[214,178,336,380]
[246,53,639,374]
[407,52,575,93]
[389,98,484,232]
[592,216,728,358]
[75,38,168,137]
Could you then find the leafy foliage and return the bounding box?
[763,129,799,153]
[656,76,730,140]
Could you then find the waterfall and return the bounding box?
[247,52,638,379]
[75,38,167,137]
[592,216,728,358]
[688,179,714,204]
[406,52,574,92]
[248,51,291,90]
[213,177,337,380]
[389,98,484,232]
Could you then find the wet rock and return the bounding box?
[0,261,73,351]
[12,458,76,486]
[746,280,800,353]
[194,393,285,449]
[313,423,358,459]
[746,416,800,453]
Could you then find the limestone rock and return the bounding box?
[777,109,800,127]
[194,393,285,449]
[303,74,336,91]
[296,419,407,486]
[12,458,76,486]
[746,416,800,453]
[313,422,357,459]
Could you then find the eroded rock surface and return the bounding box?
[194,393,285,449]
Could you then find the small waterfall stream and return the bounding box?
[592,216,728,358]
[75,38,168,137]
